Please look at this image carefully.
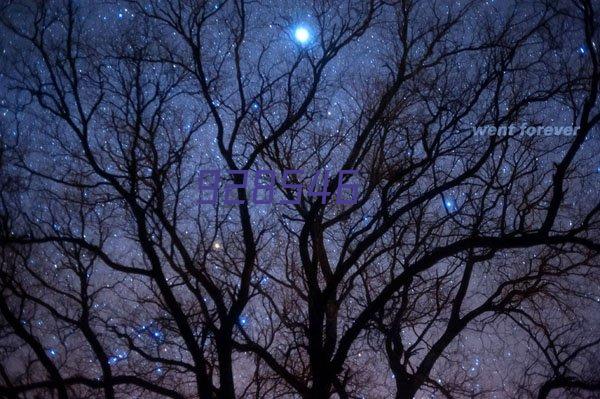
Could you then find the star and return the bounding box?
[444,197,458,213]
[294,26,311,44]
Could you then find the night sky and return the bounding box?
[0,0,599,398]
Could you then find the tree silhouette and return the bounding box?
[0,0,599,398]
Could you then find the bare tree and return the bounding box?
[0,0,599,398]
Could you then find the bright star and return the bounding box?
[444,197,458,213]
[294,27,310,44]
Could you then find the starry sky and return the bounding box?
[0,0,599,398]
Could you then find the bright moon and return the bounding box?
[294,27,310,44]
